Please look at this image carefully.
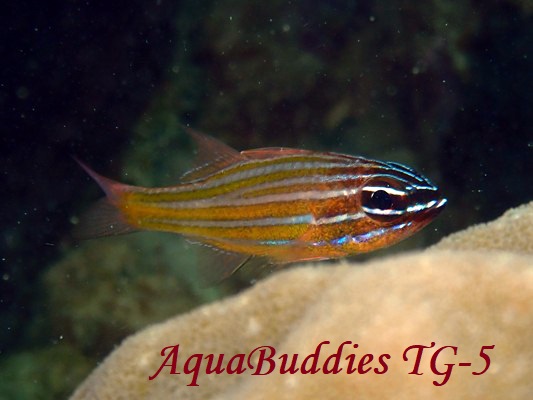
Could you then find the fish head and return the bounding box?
[347,161,447,250]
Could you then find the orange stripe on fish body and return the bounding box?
[74,130,446,276]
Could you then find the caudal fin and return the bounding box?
[73,158,138,240]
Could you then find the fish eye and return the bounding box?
[368,190,393,210]
[361,181,407,222]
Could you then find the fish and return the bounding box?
[74,129,446,281]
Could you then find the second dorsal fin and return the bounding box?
[180,128,247,182]
[241,147,316,159]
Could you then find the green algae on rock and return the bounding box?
[43,234,203,356]
[0,344,93,399]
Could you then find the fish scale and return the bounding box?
[74,129,446,278]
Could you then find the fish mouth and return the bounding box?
[435,198,447,209]
[418,197,447,219]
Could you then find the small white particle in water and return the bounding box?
[369,15,376,22]
[16,86,29,99]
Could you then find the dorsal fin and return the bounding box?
[180,128,247,183]
[242,148,360,164]
[241,147,316,159]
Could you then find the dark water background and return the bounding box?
[1,0,531,398]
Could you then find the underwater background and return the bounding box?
[0,0,531,398]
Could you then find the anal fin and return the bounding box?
[187,237,255,285]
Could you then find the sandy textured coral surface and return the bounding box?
[432,201,533,253]
[70,202,533,400]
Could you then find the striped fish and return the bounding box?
[74,129,446,280]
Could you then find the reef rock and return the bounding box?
[70,202,533,400]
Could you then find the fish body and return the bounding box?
[75,130,446,275]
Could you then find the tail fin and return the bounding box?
[73,158,138,240]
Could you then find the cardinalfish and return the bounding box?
[74,129,446,280]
